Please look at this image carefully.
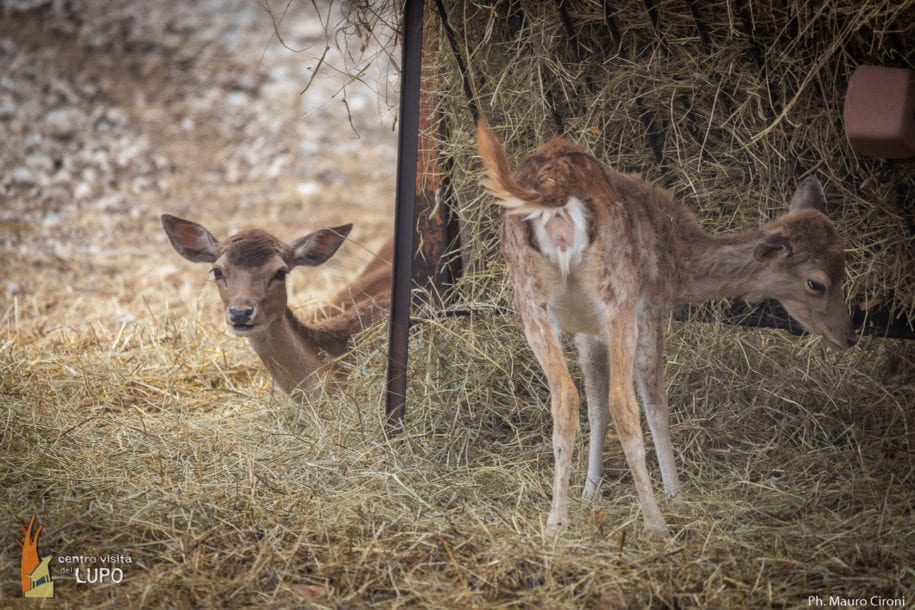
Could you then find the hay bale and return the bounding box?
[417,0,915,320]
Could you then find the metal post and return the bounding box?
[385,0,424,434]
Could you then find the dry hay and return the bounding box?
[421,0,915,321]
[2,0,915,608]
[2,303,914,607]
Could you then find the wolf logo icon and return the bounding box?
[18,515,54,598]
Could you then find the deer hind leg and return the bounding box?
[607,305,669,539]
[575,333,610,500]
[635,310,682,501]
[520,310,579,533]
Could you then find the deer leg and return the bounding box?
[575,333,610,500]
[635,312,682,501]
[607,306,669,539]
[521,310,579,533]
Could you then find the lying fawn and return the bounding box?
[477,120,856,538]
[161,214,391,398]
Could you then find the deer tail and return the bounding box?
[476,119,541,213]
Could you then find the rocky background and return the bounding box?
[0,0,397,331]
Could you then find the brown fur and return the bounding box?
[222,229,294,269]
[478,120,855,538]
[327,236,394,317]
[162,214,391,400]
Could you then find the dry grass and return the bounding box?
[3,0,915,607]
[2,304,913,607]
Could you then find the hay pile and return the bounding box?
[2,0,914,607]
[419,0,915,321]
[2,299,913,606]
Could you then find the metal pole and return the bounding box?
[385,0,424,434]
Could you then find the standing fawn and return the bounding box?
[162,214,392,398]
[477,120,856,538]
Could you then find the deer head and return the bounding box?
[161,214,352,337]
[750,177,857,349]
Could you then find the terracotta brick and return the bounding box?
[843,65,915,159]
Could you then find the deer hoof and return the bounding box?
[644,516,670,540]
[666,489,686,505]
[546,513,567,535]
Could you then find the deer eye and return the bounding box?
[806,279,825,294]
[211,268,224,281]
[272,268,288,282]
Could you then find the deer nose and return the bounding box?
[228,306,254,326]
[845,328,858,347]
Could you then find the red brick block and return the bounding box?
[843,65,915,159]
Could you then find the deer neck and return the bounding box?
[675,227,773,305]
[244,308,348,396]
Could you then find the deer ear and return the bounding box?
[291,223,353,267]
[753,231,792,262]
[789,176,826,213]
[161,214,219,263]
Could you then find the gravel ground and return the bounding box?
[0,0,398,331]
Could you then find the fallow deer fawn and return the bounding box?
[162,214,391,398]
[477,120,856,538]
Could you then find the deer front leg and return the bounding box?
[608,306,669,539]
[575,333,610,500]
[635,311,682,501]
[521,312,579,533]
